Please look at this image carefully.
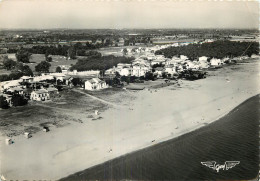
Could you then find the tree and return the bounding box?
[71,78,82,86]
[15,49,31,63]
[67,47,76,59]
[9,71,23,80]
[56,66,62,73]
[22,65,34,76]
[145,72,155,81]
[122,48,128,55]
[3,58,16,70]
[0,74,10,82]
[11,94,28,107]
[35,61,51,73]
[0,96,9,109]
[46,56,52,62]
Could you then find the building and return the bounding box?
[20,76,34,83]
[210,58,222,67]
[30,89,50,101]
[0,80,21,92]
[84,78,108,90]
[132,64,150,77]
[7,87,24,95]
[154,67,165,77]
[165,65,177,75]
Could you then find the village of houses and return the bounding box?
[0,39,254,109]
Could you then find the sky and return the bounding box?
[0,0,258,29]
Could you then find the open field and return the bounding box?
[0,58,259,180]
[1,53,77,73]
[0,89,109,137]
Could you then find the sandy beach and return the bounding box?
[0,59,259,180]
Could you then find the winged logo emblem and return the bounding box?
[201,161,240,172]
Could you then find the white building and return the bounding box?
[85,78,108,90]
[180,55,188,61]
[198,56,208,62]
[30,89,50,101]
[165,65,177,75]
[210,58,222,66]
[120,68,132,76]
[132,64,150,77]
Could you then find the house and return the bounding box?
[198,56,208,62]
[117,63,131,69]
[154,67,165,77]
[210,58,222,67]
[0,80,21,92]
[198,59,209,69]
[120,68,132,76]
[7,87,24,95]
[33,75,54,82]
[30,89,50,101]
[20,76,34,83]
[180,55,188,60]
[63,76,73,86]
[165,65,177,75]
[132,64,150,77]
[84,78,108,90]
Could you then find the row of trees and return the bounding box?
[70,55,134,71]
[155,40,259,60]
[18,42,102,59]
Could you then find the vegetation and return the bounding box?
[155,40,259,60]
[15,49,31,63]
[0,96,9,109]
[1,57,34,81]
[178,70,207,80]
[11,94,28,107]
[35,61,51,73]
[56,66,62,73]
[70,55,134,71]
[3,57,16,70]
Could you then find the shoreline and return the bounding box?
[61,94,259,180]
[0,59,259,180]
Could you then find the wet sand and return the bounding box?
[0,60,259,180]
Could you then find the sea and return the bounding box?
[60,94,259,181]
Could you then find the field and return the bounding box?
[0,88,110,137]
[1,53,77,73]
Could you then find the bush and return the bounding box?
[56,66,62,73]
[35,61,51,73]
[11,94,28,107]
[15,49,31,63]
[3,58,16,70]
[0,96,9,109]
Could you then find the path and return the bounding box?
[72,89,119,107]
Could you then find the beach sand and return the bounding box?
[0,59,259,180]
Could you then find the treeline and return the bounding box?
[8,42,102,57]
[155,40,259,60]
[70,55,134,71]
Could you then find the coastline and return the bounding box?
[0,59,259,180]
[61,94,259,180]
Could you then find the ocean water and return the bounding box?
[61,95,259,181]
